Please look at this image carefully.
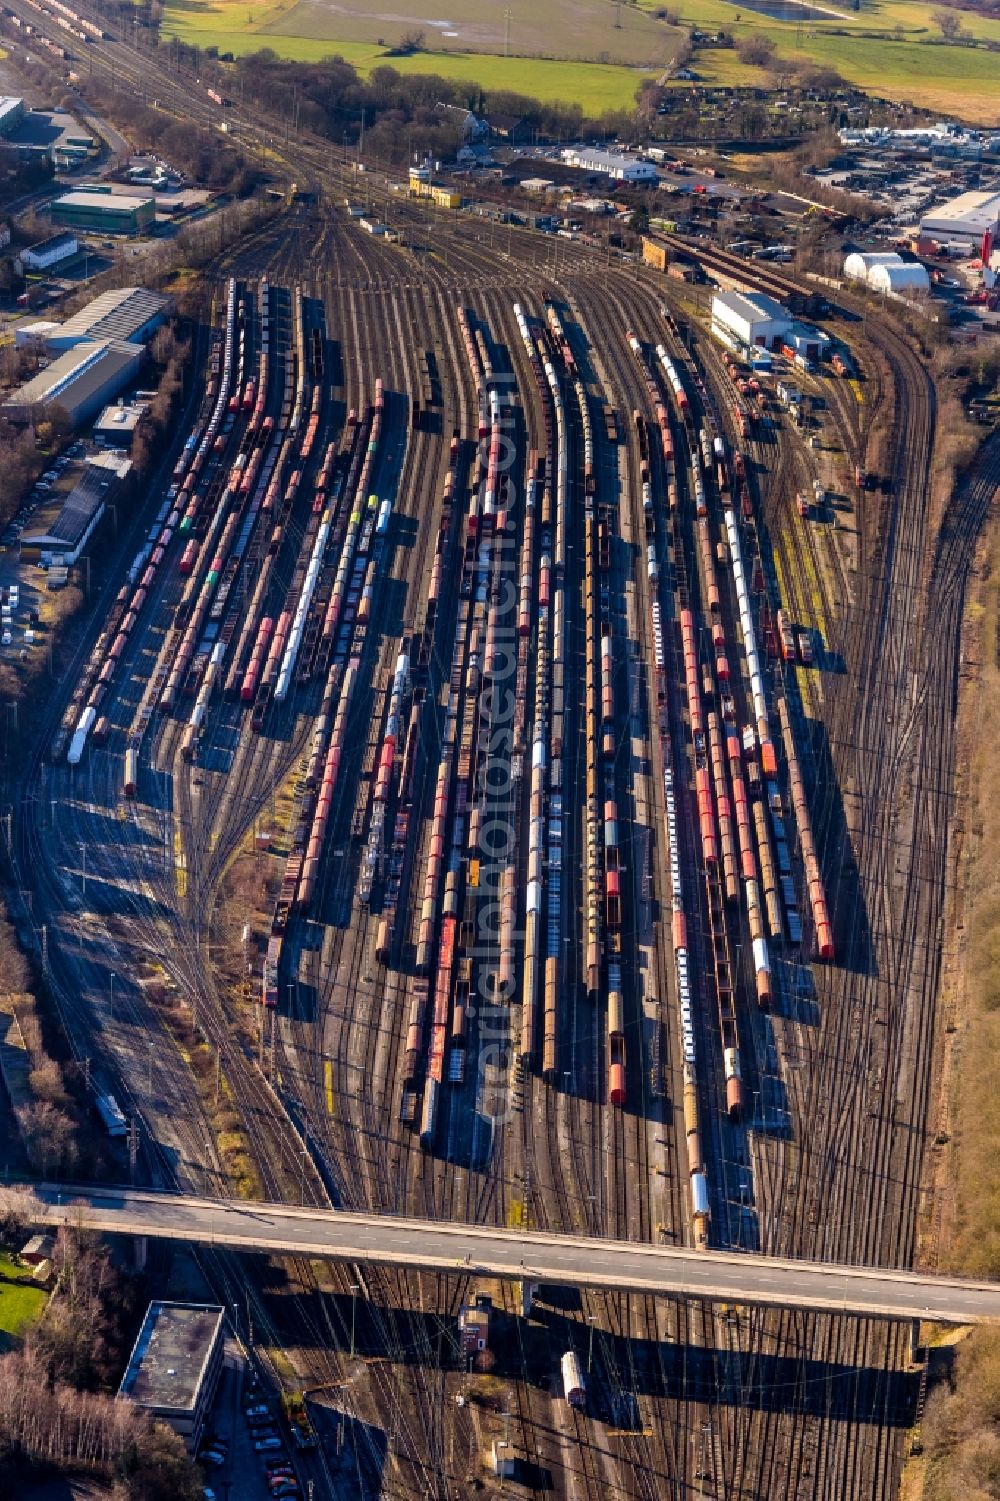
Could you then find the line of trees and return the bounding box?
[73,72,263,194]
[0,1343,201,1500]
[0,1210,201,1500]
[131,321,191,475]
[158,38,630,162]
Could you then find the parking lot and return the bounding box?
[197,1342,300,1501]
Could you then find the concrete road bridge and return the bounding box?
[19,1183,1000,1325]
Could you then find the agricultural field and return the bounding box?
[654,0,1000,120]
[160,0,1000,117]
[160,0,672,111]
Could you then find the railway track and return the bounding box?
[3,13,992,1494]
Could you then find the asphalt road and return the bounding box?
[29,1183,1000,1324]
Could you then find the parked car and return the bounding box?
[198,1450,226,1467]
[246,1403,270,1419]
[255,1437,283,1452]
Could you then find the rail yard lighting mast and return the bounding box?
[349,1283,360,1358]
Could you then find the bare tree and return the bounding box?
[934,8,964,38]
[737,32,777,64]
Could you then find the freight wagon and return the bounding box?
[96,1093,127,1138]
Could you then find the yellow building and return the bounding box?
[409,177,461,209]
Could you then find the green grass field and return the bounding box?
[162,1,657,109]
[161,0,1000,118]
[0,1254,47,1350]
[650,0,1000,118]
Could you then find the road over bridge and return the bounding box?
[26,1183,1000,1324]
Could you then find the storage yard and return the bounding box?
[1,2,998,1499]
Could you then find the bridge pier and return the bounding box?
[133,1235,148,1272]
[519,1280,538,1319]
[910,1318,922,1365]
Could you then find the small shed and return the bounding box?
[19,1232,55,1266]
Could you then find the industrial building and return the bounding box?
[784,323,831,362]
[17,233,79,274]
[844,250,902,283]
[0,97,25,139]
[869,261,929,296]
[50,188,156,236]
[21,453,132,567]
[1,339,144,428]
[844,250,930,295]
[118,1302,225,1453]
[93,400,147,446]
[711,289,792,351]
[561,147,658,184]
[408,177,462,209]
[45,286,173,351]
[919,189,1000,246]
[14,321,61,349]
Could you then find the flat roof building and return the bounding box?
[712,289,792,351]
[93,400,147,446]
[17,233,79,273]
[1,339,144,428]
[46,286,173,351]
[920,189,1000,244]
[562,147,658,183]
[14,320,61,349]
[51,188,156,236]
[118,1302,225,1452]
[458,1294,492,1356]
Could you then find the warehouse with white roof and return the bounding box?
[561,147,658,183]
[0,97,25,139]
[711,290,792,350]
[16,232,79,273]
[920,188,1000,246]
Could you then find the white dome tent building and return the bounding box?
[868,261,930,296]
[843,250,929,297]
[844,251,902,284]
